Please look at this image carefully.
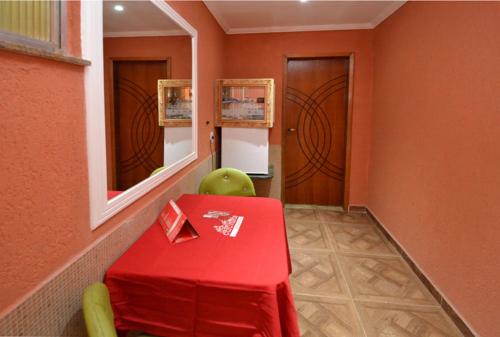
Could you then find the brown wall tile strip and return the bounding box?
[347,205,367,213]
[357,207,476,337]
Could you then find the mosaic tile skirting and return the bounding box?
[0,157,213,337]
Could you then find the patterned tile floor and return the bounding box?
[285,205,464,337]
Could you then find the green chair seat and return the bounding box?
[83,282,155,337]
[83,283,118,337]
[150,166,165,176]
[198,167,256,197]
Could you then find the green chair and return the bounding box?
[150,166,165,176]
[198,167,256,197]
[83,282,118,337]
[82,282,153,337]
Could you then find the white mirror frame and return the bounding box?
[81,0,198,230]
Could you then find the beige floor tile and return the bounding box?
[286,221,332,250]
[295,295,364,337]
[318,210,372,226]
[285,204,317,210]
[324,223,397,256]
[285,208,321,221]
[290,249,349,298]
[287,204,464,337]
[315,205,345,212]
[355,301,464,337]
[339,254,437,306]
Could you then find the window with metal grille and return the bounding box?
[0,0,61,51]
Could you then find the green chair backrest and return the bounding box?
[198,167,256,197]
[82,282,118,337]
[150,166,165,176]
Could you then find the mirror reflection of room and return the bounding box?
[158,79,192,126]
[166,86,192,120]
[103,1,192,197]
[157,79,193,169]
[103,1,191,199]
[222,86,266,121]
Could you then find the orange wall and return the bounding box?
[368,2,500,336]
[0,1,225,315]
[224,31,374,205]
[103,35,192,79]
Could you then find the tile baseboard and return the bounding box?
[347,204,368,213]
[349,206,476,337]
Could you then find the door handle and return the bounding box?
[287,128,296,132]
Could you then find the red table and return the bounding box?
[105,194,299,337]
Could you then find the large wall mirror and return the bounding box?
[82,0,198,229]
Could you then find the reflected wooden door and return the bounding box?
[284,57,349,206]
[113,60,167,190]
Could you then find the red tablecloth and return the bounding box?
[107,190,123,199]
[105,194,299,337]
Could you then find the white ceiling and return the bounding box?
[103,1,188,38]
[203,1,406,34]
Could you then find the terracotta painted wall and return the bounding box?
[224,31,374,205]
[368,2,500,336]
[103,35,192,80]
[0,1,225,316]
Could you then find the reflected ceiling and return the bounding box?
[103,1,189,37]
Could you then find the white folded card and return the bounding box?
[230,216,244,237]
[213,215,244,237]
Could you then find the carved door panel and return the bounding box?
[113,60,167,190]
[284,58,349,205]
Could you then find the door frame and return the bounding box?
[107,57,172,189]
[281,53,354,210]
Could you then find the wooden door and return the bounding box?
[284,57,349,206]
[113,60,167,190]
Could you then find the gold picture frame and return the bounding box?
[158,79,192,127]
[215,78,274,128]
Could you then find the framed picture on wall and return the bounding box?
[215,79,274,128]
[158,79,192,127]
